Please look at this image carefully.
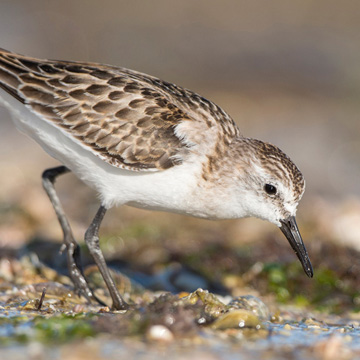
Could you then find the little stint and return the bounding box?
[0,49,313,310]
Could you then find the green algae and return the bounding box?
[259,262,360,313]
[33,314,96,343]
[0,313,96,345]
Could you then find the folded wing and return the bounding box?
[0,49,240,171]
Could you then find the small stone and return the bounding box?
[303,318,323,327]
[73,304,86,313]
[146,325,174,342]
[21,299,38,311]
[211,309,262,330]
[98,306,111,313]
[178,292,190,298]
[228,295,270,321]
[183,289,227,318]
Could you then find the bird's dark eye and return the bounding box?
[264,184,277,195]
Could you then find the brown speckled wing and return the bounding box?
[0,49,240,171]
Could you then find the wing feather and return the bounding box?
[0,49,240,171]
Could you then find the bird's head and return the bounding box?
[233,138,313,277]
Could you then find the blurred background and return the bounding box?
[0,0,359,288]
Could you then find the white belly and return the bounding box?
[0,89,218,218]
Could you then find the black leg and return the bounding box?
[85,205,129,310]
[42,166,97,303]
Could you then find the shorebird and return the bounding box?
[0,49,313,310]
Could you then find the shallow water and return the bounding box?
[1,320,360,360]
[1,279,360,360]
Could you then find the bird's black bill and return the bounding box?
[280,216,313,278]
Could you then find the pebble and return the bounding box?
[228,295,270,321]
[211,309,262,330]
[146,325,174,342]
